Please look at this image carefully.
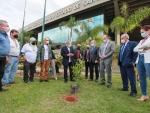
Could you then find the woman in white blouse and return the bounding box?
[134,25,150,101]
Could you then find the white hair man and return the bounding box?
[37,37,52,82]
[21,37,38,83]
[117,34,138,97]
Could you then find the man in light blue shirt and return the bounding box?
[0,20,10,92]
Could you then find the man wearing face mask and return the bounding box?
[61,40,74,83]
[2,29,20,87]
[74,43,83,64]
[84,44,90,79]
[0,20,10,92]
[99,35,115,88]
[21,37,38,83]
[117,34,138,97]
[37,37,52,82]
[87,40,99,82]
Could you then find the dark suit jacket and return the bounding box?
[88,46,99,63]
[74,48,83,59]
[118,41,138,68]
[61,46,74,66]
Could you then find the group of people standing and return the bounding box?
[1,19,150,102]
[0,19,58,92]
[60,25,150,102]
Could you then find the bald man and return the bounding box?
[117,34,138,97]
[99,35,115,88]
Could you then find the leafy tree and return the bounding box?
[59,16,79,42]
[110,2,150,33]
[75,22,109,50]
[18,30,33,45]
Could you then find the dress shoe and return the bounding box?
[4,84,11,87]
[137,96,149,101]
[24,80,28,83]
[64,80,68,83]
[70,79,76,82]
[107,85,111,88]
[40,80,43,82]
[9,81,18,84]
[117,88,128,91]
[128,92,137,97]
[30,79,34,82]
[99,82,105,85]
[88,79,93,81]
[95,79,98,82]
[44,80,49,82]
[0,88,8,92]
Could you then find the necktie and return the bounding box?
[86,50,89,59]
[91,46,94,52]
[77,50,80,59]
[120,44,125,62]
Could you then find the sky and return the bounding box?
[0,0,78,30]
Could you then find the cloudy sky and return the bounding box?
[0,0,78,30]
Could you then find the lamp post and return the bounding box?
[20,0,27,54]
[41,0,47,43]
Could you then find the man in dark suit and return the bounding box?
[74,43,83,64]
[84,44,90,79]
[87,40,99,82]
[61,41,74,83]
[118,34,138,97]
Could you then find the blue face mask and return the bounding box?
[141,32,148,38]
[68,44,71,48]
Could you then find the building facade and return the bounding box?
[24,0,150,46]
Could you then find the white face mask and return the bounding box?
[68,44,71,47]
[46,41,49,44]
[91,44,94,47]
[121,39,125,43]
[3,27,10,33]
[103,40,107,43]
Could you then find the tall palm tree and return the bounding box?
[59,16,78,42]
[110,2,150,33]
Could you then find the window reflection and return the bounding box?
[38,14,104,43]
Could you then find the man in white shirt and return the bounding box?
[21,37,38,83]
[2,29,20,87]
[37,37,52,82]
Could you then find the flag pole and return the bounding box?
[20,0,27,54]
[41,0,47,43]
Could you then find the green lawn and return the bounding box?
[0,74,150,113]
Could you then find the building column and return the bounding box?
[113,0,120,45]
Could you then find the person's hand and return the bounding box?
[23,56,27,61]
[143,47,150,51]
[95,60,98,63]
[101,56,106,59]
[70,53,74,56]
[87,60,89,62]
[132,62,135,67]
[6,56,9,64]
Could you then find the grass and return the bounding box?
[0,74,150,113]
